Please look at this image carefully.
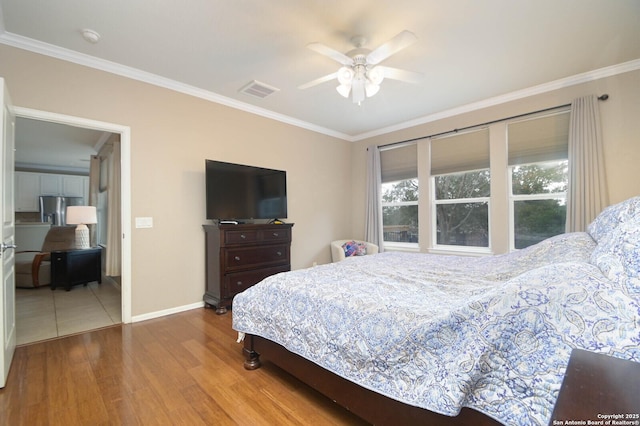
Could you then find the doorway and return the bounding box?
[13,107,131,344]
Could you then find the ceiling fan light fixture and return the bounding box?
[367,67,384,85]
[301,29,418,105]
[365,82,380,98]
[336,84,351,98]
[337,67,354,85]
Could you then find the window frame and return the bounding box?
[375,108,571,256]
[507,160,568,251]
[381,178,419,249]
[431,170,492,253]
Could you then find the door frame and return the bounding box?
[14,107,132,323]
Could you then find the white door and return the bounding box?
[0,78,16,388]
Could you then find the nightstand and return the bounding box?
[50,247,102,291]
[549,349,640,424]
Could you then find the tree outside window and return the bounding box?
[511,161,567,249]
[382,179,418,243]
[434,170,490,247]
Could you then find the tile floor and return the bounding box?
[15,280,121,345]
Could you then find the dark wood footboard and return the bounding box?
[243,334,502,426]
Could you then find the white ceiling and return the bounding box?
[14,117,107,173]
[1,0,640,148]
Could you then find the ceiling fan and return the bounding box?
[298,30,422,105]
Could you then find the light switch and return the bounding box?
[135,217,153,228]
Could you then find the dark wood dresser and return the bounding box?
[203,223,293,314]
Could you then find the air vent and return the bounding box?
[239,80,280,99]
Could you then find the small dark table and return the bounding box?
[50,247,102,291]
[549,349,640,425]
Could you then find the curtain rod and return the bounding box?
[377,94,609,150]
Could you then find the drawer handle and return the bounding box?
[276,251,282,256]
[273,232,279,237]
[240,234,246,239]
[234,256,241,261]
[236,281,243,286]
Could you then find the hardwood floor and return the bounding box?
[0,307,369,425]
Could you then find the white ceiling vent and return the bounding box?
[239,80,280,99]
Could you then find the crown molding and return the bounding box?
[0,31,352,141]
[353,58,640,141]
[2,31,638,143]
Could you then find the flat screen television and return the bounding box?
[205,159,287,221]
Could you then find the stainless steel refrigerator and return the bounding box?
[39,196,85,226]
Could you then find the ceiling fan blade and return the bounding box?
[306,43,353,65]
[376,66,423,84]
[298,72,338,90]
[366,30,417,65]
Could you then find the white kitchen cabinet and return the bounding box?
[62,176,85,197]
[14,172,89,212]
[15,172,40,212]
[39,174,62,195]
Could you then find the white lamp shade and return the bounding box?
[66,206,97,225]
[66,206,97,249]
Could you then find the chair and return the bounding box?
[15,226,77,288]
[330,239,379,263]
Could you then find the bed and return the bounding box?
[232,196,640,425]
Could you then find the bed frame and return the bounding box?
[243,334,502,426]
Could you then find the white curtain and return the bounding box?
[566,95,609,232]
[105,140,122,276]
[88,155,100,247]
[365,146,384,251]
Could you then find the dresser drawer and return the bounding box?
[223,245,290,271]
[223,265,290,297]
[260,227,291,243]
[224,229,259,245]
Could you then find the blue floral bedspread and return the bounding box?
[232,232,640,425]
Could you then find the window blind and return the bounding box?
[508,112,569,165]
[380,143,417,183]
[430,128,490,175]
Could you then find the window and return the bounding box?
[508,112,570,249]
[376,109,571,254]
[382,179,418,243]
[431,129,490,248]
[380,144,418,244]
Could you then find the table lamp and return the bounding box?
[66,206,97,249]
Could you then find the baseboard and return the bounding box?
[131,301,205,323]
